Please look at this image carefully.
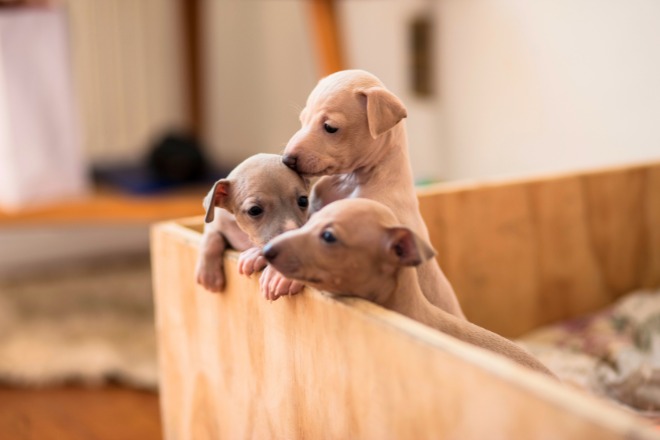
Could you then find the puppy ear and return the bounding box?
[203,179,231,223]
[358,87,408,139]
[385,227,436,267]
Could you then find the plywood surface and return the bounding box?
[151,219,659,440]
[418,161,660,337]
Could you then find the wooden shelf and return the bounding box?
[0,186,205,226]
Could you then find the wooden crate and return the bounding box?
[151,161,660,439]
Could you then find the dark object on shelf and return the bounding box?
[93,132,227,195]
[147,132,207,184]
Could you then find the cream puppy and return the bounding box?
[196,153,309,298]
[282,70,464,318]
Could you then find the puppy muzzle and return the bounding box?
[282,155,298,171]
[262,243,279,262]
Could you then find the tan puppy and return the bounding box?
[282,69,464,318]
[196,153,309,298]
[262,199,555,377]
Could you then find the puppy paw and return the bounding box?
[259,266,304,301]
[195,257,225,292]
[238,247,267,276]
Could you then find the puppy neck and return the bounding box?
[383,267,463,338]
[352,124,414,189]
[381,267,433,322]
[383,264,557,378]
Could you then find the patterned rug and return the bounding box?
[519,289,660,420]
[0,255,157,389]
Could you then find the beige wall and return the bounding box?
[200,0,443,180]
[68,0,189,164]
[200,0,317,168]
[339,0,660,180]
[66,0,660,178]
[339,0,444,182]
[437,0,660,180]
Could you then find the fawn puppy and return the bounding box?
[263,198,555,377]
[196,153,309,298]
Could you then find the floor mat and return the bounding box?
[0,255,157,389]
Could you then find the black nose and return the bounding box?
[282,155,297,171]
[262,243,279,262]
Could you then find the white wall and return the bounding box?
[437,0,660,180]
[200,0,317,168]
[200,0,660,181]
[339,0,444,182]
[68,0,189,164]
[200,0,442,180]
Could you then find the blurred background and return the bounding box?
[2,0,660,271]
[50,0,660,182]
[0,0,659,437]
[67,0,660,180]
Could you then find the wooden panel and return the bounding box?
[151,221,659,440]
[645,165,660,286]
[180,0,203,137]
[308,0,344,76]
[418,161,660,337]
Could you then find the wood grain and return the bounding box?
[0,386,161,440]
[151,165,660,440]
[418,161,660,337]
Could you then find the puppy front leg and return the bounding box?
[195,230,228,292]
[309,175,354,214]
[259,265,304,301]
[237,246,267,276]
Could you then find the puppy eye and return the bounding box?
[323,123,338,134]
[247,206,263,217]
[320,230,337,243]
[298,196,309,208]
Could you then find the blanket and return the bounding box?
[519,289,660,419]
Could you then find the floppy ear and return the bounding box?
[358,86,408,139]
[203,179,231,223]
[385,227,436,267]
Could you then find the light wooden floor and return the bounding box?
[0,386,162,440]
[0,189,198,440]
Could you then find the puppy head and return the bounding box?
[262,198,435,303]
[282,70,407,176]
[203,153,310,245]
